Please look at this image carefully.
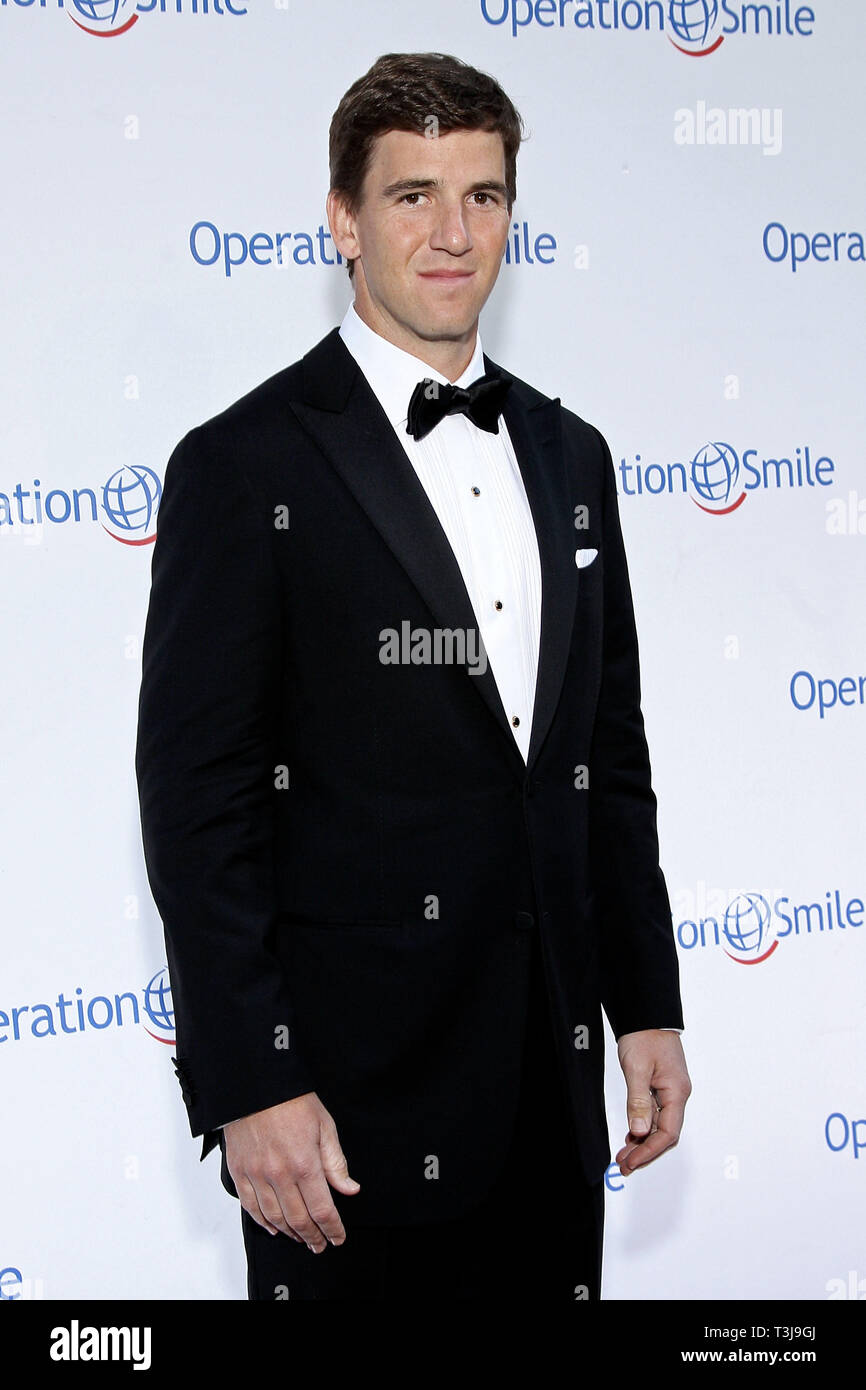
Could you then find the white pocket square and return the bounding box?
[574,548,598,569]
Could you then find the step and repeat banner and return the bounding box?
[1,0,863,1302]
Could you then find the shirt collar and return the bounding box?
[338,302,487,431]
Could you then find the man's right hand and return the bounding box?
[223,1093,360,1250]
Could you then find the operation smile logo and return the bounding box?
[0,466,161,545]
[675,889,864,963]
[1,0,247,39]
[617,439,835,514]
[664,0,814,56]
[142,967,175,1044]
[479,0,816,52]
[0,966,176,1046]
[69,0,139,36]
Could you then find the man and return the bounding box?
[135,51,691,1302]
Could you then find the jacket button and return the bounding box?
[514,911,535,932]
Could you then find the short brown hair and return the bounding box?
[329,52,525,279]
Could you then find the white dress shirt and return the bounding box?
[339,303,542,762]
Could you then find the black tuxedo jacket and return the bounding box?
[135,325,683,1226]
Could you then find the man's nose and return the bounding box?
[429,200,472,254]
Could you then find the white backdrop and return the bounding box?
[1,0,864,1301]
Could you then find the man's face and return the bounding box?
[328,127,512,365]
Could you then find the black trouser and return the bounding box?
[240,929,604,1301]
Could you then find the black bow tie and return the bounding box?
[406,373,511,442]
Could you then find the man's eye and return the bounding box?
[401,192,423,204]
[471,192,494,205]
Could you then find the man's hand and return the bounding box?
[615,1031,691,1176]
[224,1092,360,1250]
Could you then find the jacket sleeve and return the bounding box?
[587,427,685,1040]
[135,423,317,1152]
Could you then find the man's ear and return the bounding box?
[326,190,361,266]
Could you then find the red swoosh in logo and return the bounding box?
[69,11,139,36]
[669,34,725,55]
[725,939,779,965]
[693,491,747,515]
[101,525,157,545]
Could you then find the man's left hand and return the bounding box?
[615,1031,691,1175]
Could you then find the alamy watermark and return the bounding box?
[379,622,487,676]
[675,102,783,157]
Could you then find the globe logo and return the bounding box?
[143,967,175,1044]
[101,465,161,545]
[69,0,139,37]
[722,893,778,964]
[689,441,746,515]
[668,0,724,54]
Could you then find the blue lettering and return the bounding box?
[814,456,834,484]
[741,448,762,489]
[765,223,865,272]
[73,487,97,521]
[789,670,815,711]
[222,231,247,278]
[667,462,688,493]
[677,919,698,949]
[741,3,773,35]
[789,673,865,718]
[699,916,721,947]
[763,221,787,263]
[114,991,141,1026]
[793,901,825,934]
[812,232,831,261]
[0,1268,23,1301]
[292,232,315,265]
[44,490,71,523]
[816,678,836,718]
[480,0,509,22]
[827,1114,866,1160]
[825,1112,849,1152]
[604,1161,624,1192]
[86,996,113,1029]
[773,897,793,937]
[248,233,273,266]
[794,5,814,34]
[790,231,810,272]
[30,1004,55,1038]
[190,220,220,267]
[762,456,794,488]
[512,0,533,35]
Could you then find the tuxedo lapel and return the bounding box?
[289,328,579,775]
